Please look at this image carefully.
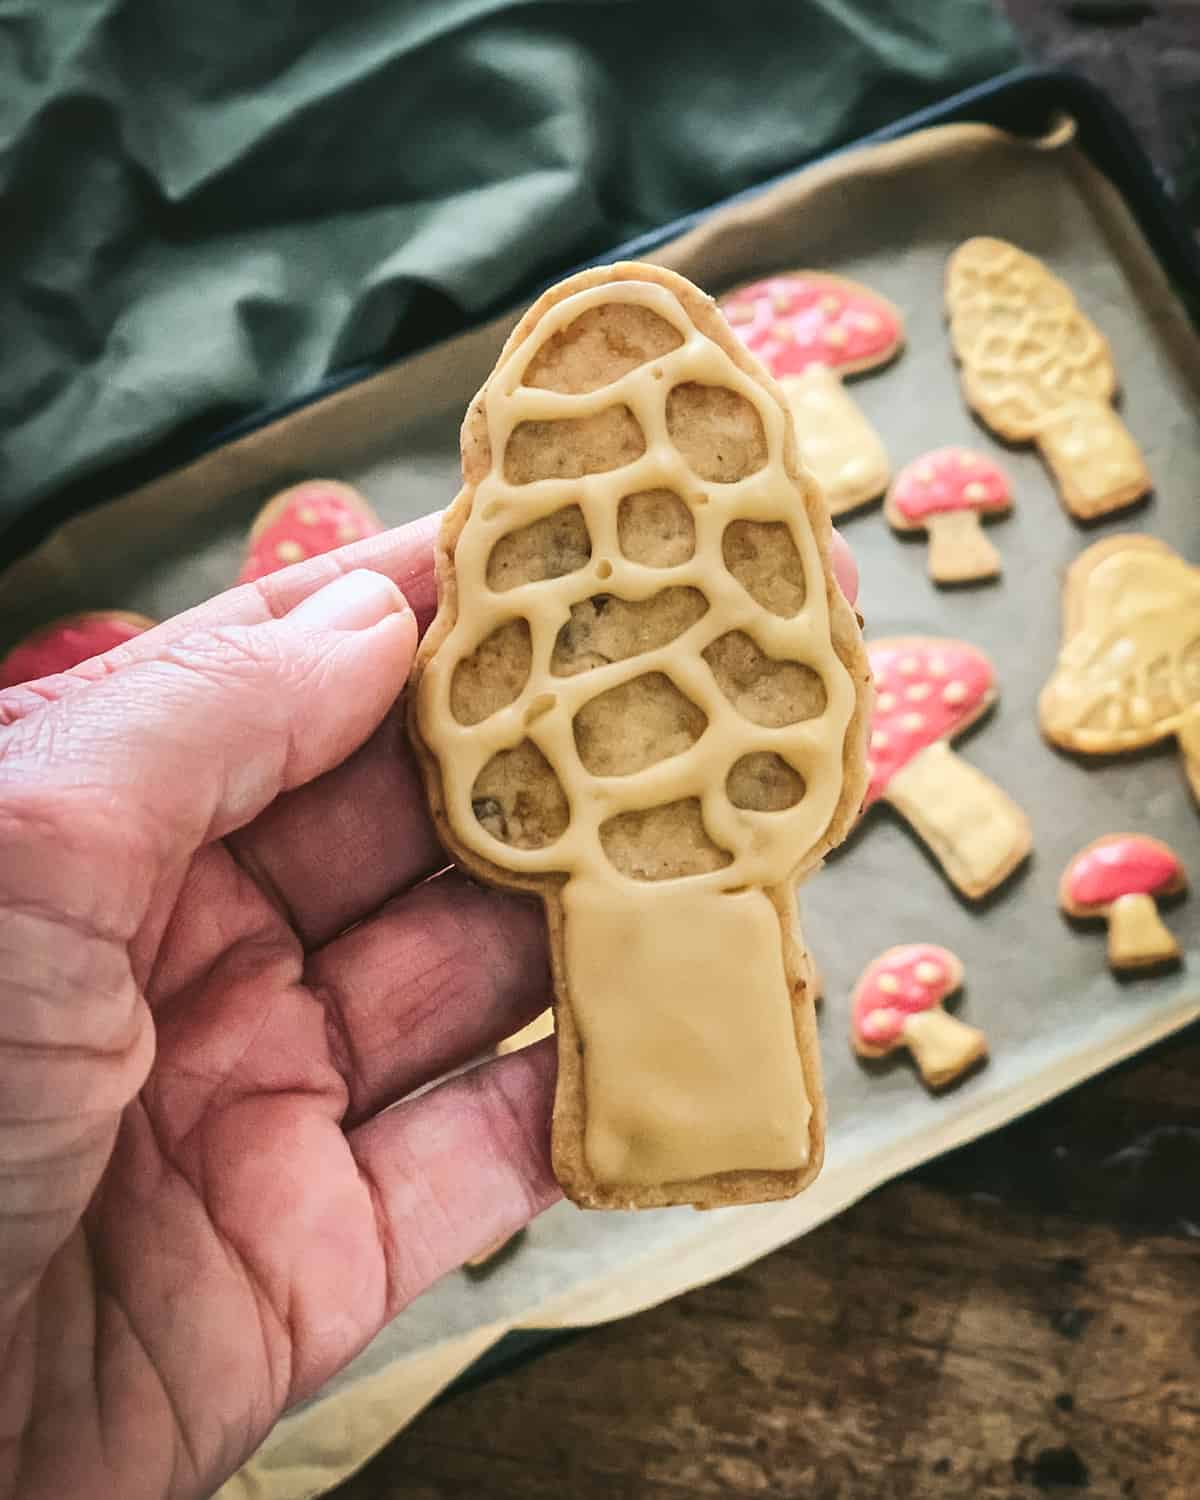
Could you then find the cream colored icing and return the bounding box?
[417,277,858,1186]
[781,368,889,515]
[1041,543,1200,755]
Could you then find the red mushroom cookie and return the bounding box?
[1060,835,1186,972]
[0,610,154,690]
[885,447,1011,584]
[851,944,986,1089]
[863,638,1032,899]
[237,479,383,584]
[720,272,902,516]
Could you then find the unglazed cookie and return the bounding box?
[410,261,872,1210]
[237,480,383,583]
[720,273,902,517]
[946,238,1149,520]
[851,944,985,1089]
[863,638,1032,899]
[0,611,154,689]
[1060,834,1186,972]
[885,448,1011,584]
[1039,536,1200,803]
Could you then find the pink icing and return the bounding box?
[239,483,383,583]
[891,447,1010,522]
[864,639,994,808]
[852,944,959,1048]
[0,612,151,690]
[1066,837,1181,907]
[721,275,901,377]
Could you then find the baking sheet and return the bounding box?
[3,120,1198,1500]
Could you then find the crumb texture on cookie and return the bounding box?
[415,267,868,1200]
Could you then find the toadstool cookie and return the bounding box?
[863,637,1032,899]
[851,944,985,1089]
[1060,834,1186,972]
[720,273,902,517]
[885,447,1011,584]
[1039,535,1200,803]
[237,480,383,583]
[946,238,1149,520]
[410,261,872,1210]
[0,610,154,690]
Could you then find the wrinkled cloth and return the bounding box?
[1,0,1017,532]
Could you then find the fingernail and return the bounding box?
[288,570,407,632]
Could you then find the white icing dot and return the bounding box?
[857,312,881,333]
[963,481,988,502]
[901,712,925,732]
[862,1007,895,1041]
[906,682,931,702]
[876,692,897,712]
[771,292,791,314]
[898,656,919,675]
[943,680,969,706]
[297,505,319,526]
[915,464,935,484]
[336,522,359,542]
[772,321,794,342]
[914,960,943,986]
[276,540,305,563]
[820,294,841,315]
[823,325,848,348]
[877,973,901,995]
[927,656,947,676]
[870,730,889,752]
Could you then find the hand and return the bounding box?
[0,517,858,1500]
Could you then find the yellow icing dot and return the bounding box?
[336,522,360,542]
[877,973,901,996]
[823,325,848,348]
[819,295,841,315]
[943,680,969,705]
[901,712,924,732]
[771,292,791,314]
[297,505,319,526]
[772,321,794,342]
[857,312,880,333]
[876,691,897,713]
[927,656,947,676]
[963,481,988,502]
[276,540,305,563]
[870,730,889,752]
[914,960,943,986]
[906,682,931,702]
[898,656,919,675]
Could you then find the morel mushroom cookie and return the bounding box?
[1039,536,1200,802]
[946,238,1149,520]
[237,480,383,583]
[863,638,1032,900]
[720,273,901,517]
[410,261,871,1210]
[1060,834,1186,972]
[885,448,1011,584]
[851,944,985,1089]
[0,610,155,690]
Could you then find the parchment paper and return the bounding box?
[3,121,1198,1500]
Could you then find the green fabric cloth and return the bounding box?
[1,0,1017,528]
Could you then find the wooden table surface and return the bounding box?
[333,9,1200,1497]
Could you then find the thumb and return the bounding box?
[0,568,418,932]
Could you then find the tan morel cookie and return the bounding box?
[720,272,902,517]
[945,237,1150,520]
[1039,536,1200,802]
[410,261,871,1210]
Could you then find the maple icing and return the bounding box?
[1041,541,1200,754]
[1064,836,1181,908]
[722,275,901,377]
[852,944,957,1048]
[417,277,861,1186]
[890,448,1009,522]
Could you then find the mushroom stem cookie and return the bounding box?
[410,262,872,1210]
[720,273,902,517]
[1060,835,1186,972]
[946,238,1149,520]
[864,638,1032,900]
[1039,536,1200,803]
[851,945,985,1089]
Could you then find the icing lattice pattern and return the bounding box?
[417,279,858,894]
